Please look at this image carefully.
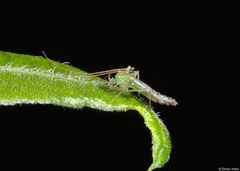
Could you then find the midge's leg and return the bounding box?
[106,76,132,108]
[107,74,116,89]
[106,79,132,107]
[131,70,140,95]
[135,71,140,80]
[106,89,125,108]
[128,89,153,109]
[42,51,76,78]
[148,90,152,109]
[42,51,120,77]
[108,74,111,81]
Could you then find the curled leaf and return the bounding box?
[0,51,171,170]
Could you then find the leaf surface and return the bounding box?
[0,51,171,170]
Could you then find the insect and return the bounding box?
[108,66,178,106]
[42,52,178,107]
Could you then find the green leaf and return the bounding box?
[0,51,171,171]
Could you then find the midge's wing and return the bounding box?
[42,51,124,77]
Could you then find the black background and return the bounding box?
[0,4,238,171]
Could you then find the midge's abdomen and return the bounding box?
[130,77,178,106]
[144,90,178,106]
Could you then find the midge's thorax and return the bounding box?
[114,68,178,106]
